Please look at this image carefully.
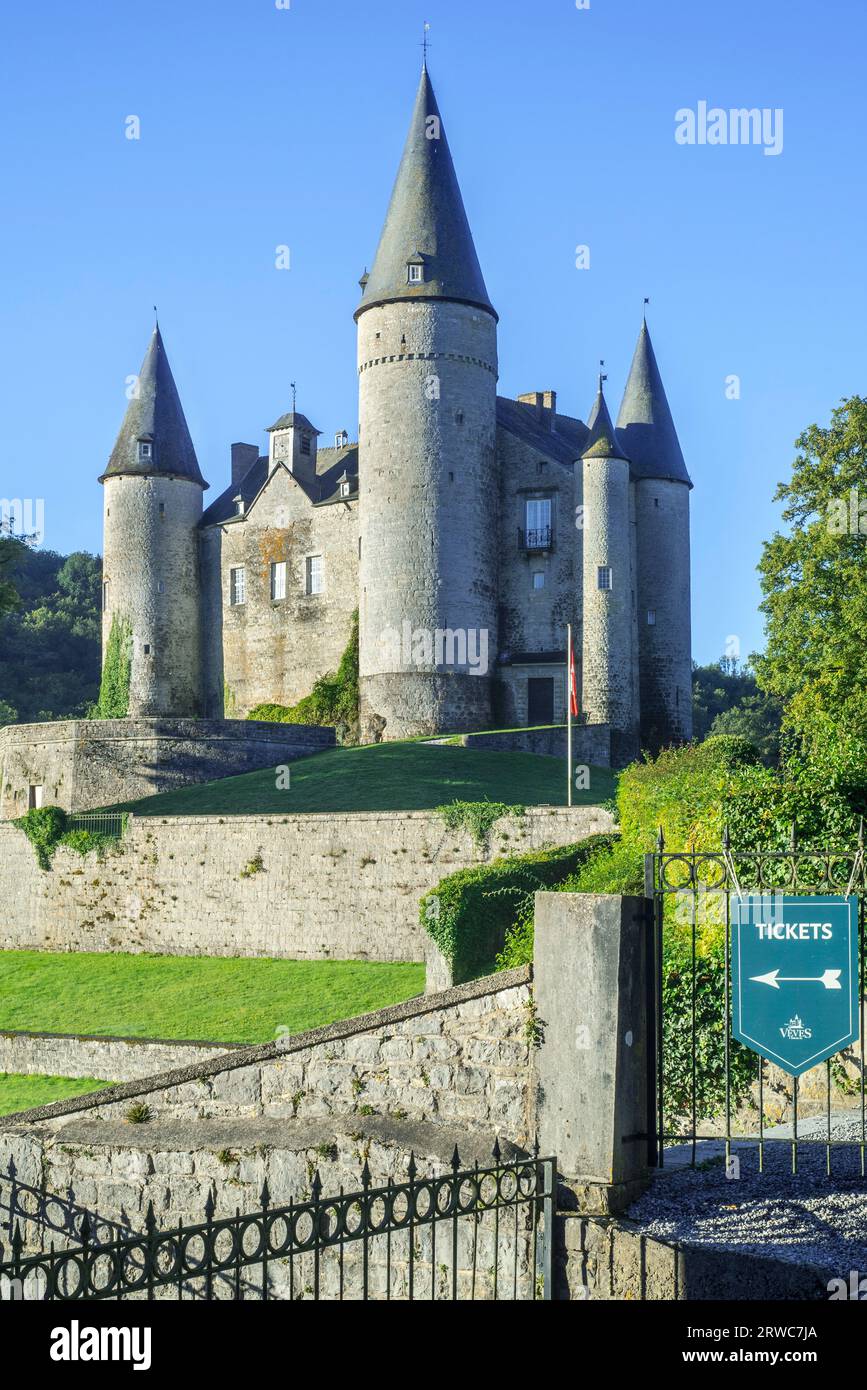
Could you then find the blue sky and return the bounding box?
[1,0,865,664]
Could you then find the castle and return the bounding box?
[100,63,693,763]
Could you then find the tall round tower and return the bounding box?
[580,379,639,766]
[99,326,208,717]
[356,64,499,740]
[617,321,693,750]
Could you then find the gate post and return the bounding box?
[534,892,651,1215]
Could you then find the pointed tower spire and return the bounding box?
[616,321,691,486]
[356,66,495,320]
[102,326,207,487]
[583,375,629,461]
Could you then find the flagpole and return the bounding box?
[567,623,573,808]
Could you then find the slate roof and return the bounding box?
[199,443,359,528]
[267,412,321,435]
[101,327,207,487]
[616,322,692,486]
[582,380,630,461]
[356,66,495,321]
[495,397,589,466]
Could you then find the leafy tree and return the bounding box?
[708,693,783,765]
[753,395,867,746]
[691,659,758,741]
[0,547,102,723]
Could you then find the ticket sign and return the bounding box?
[731,895,860,1077]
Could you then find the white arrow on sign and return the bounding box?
[750,968,843,991]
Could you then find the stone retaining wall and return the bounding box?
[0,1030,240,1083]
[0,717,334,820]
[0,805,613,961]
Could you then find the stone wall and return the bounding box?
[0,1031,240,1083]
[457,724,610,766]
[0,718,334,819]
[0,971,533,1237]
[0,805,614,961]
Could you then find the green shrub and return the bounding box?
[14,806,118,870]
[423,835,617,984]
[436,800,525,850]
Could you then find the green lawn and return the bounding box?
[0,1073,111,1116]
[105,742,617,818]
[0,953,425,1045]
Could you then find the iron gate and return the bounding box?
[0,1143,556,1302]
[645,828,867,1175]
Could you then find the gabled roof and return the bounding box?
[200,443,359,528]
[102,326,207,487]
[496,397,589,466]
[583,379,629,461]
[616,322,692,486]
[357,66,495,321]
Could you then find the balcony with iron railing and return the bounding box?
[518,525,553,552]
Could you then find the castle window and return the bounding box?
[532,572,545,591]
[138,441,152,462]
[654,498,660,508]
[523,498,552,551]
[28,785,44,811]
[159,502,165,515]
[270,561,287,602]
[597,566,613,591]
[407,263,423,284]
[230,566,246,606]
[157,581,165,594]
[339,479,351,499]
[456,410,465,425]
[301,435,312,457]
[143,644,151,655]
[306,555,323,596]
[102,580,109,612]
[647,609,657,626]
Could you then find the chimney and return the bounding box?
[231,443,260,488]
[517,391,557,430]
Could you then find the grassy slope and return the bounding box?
[0,1073,111,1116]
[0,953,424,1045]
[105,742,617,817]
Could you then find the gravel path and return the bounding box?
[625,1118,867,1280]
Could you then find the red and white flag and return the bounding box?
[568,635,579,718]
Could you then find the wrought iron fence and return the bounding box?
[65,812,127,839]
[518,526,553,552]
[0,1144,555,1302]
[646,828,867,1176]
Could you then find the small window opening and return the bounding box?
[300,435,312,457]
[407,263,423,284]
[647,609,657,626]
[532,572,545,591]
[597,566,613,592]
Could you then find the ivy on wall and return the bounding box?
[93,614,132,719]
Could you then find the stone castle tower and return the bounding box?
[617,321,693,748]
[355,64,499,740]
[100,326,208,717]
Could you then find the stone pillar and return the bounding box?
[534,892,651,1214]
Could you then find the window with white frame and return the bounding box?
[597,566,613,591]
[230,566,246,606]
[306,555,323,595]
[532,571,545,591]
[647,609,657,626]
[407,263,423,284]
[270,561,287,601]
[138,440,152,462]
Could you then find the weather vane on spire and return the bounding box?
[599,358,608,385]
[643,296,650,320]
[422,21,431,64]
[291,381,297,413]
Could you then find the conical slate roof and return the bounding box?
[356,66,495,320]
[582,379,629,461]
[101,326,207,487]
[616,322,691,486]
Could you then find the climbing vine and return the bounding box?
[14,806,121,870]
[436,800,525,851]
[249,610,359,742]
[93,614,132,719]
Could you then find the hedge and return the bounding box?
[420,834,618,986]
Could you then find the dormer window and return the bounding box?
[407,261,424,285]
[339,477,351,499]
[138,441,153,462]
[335,430,349,449]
